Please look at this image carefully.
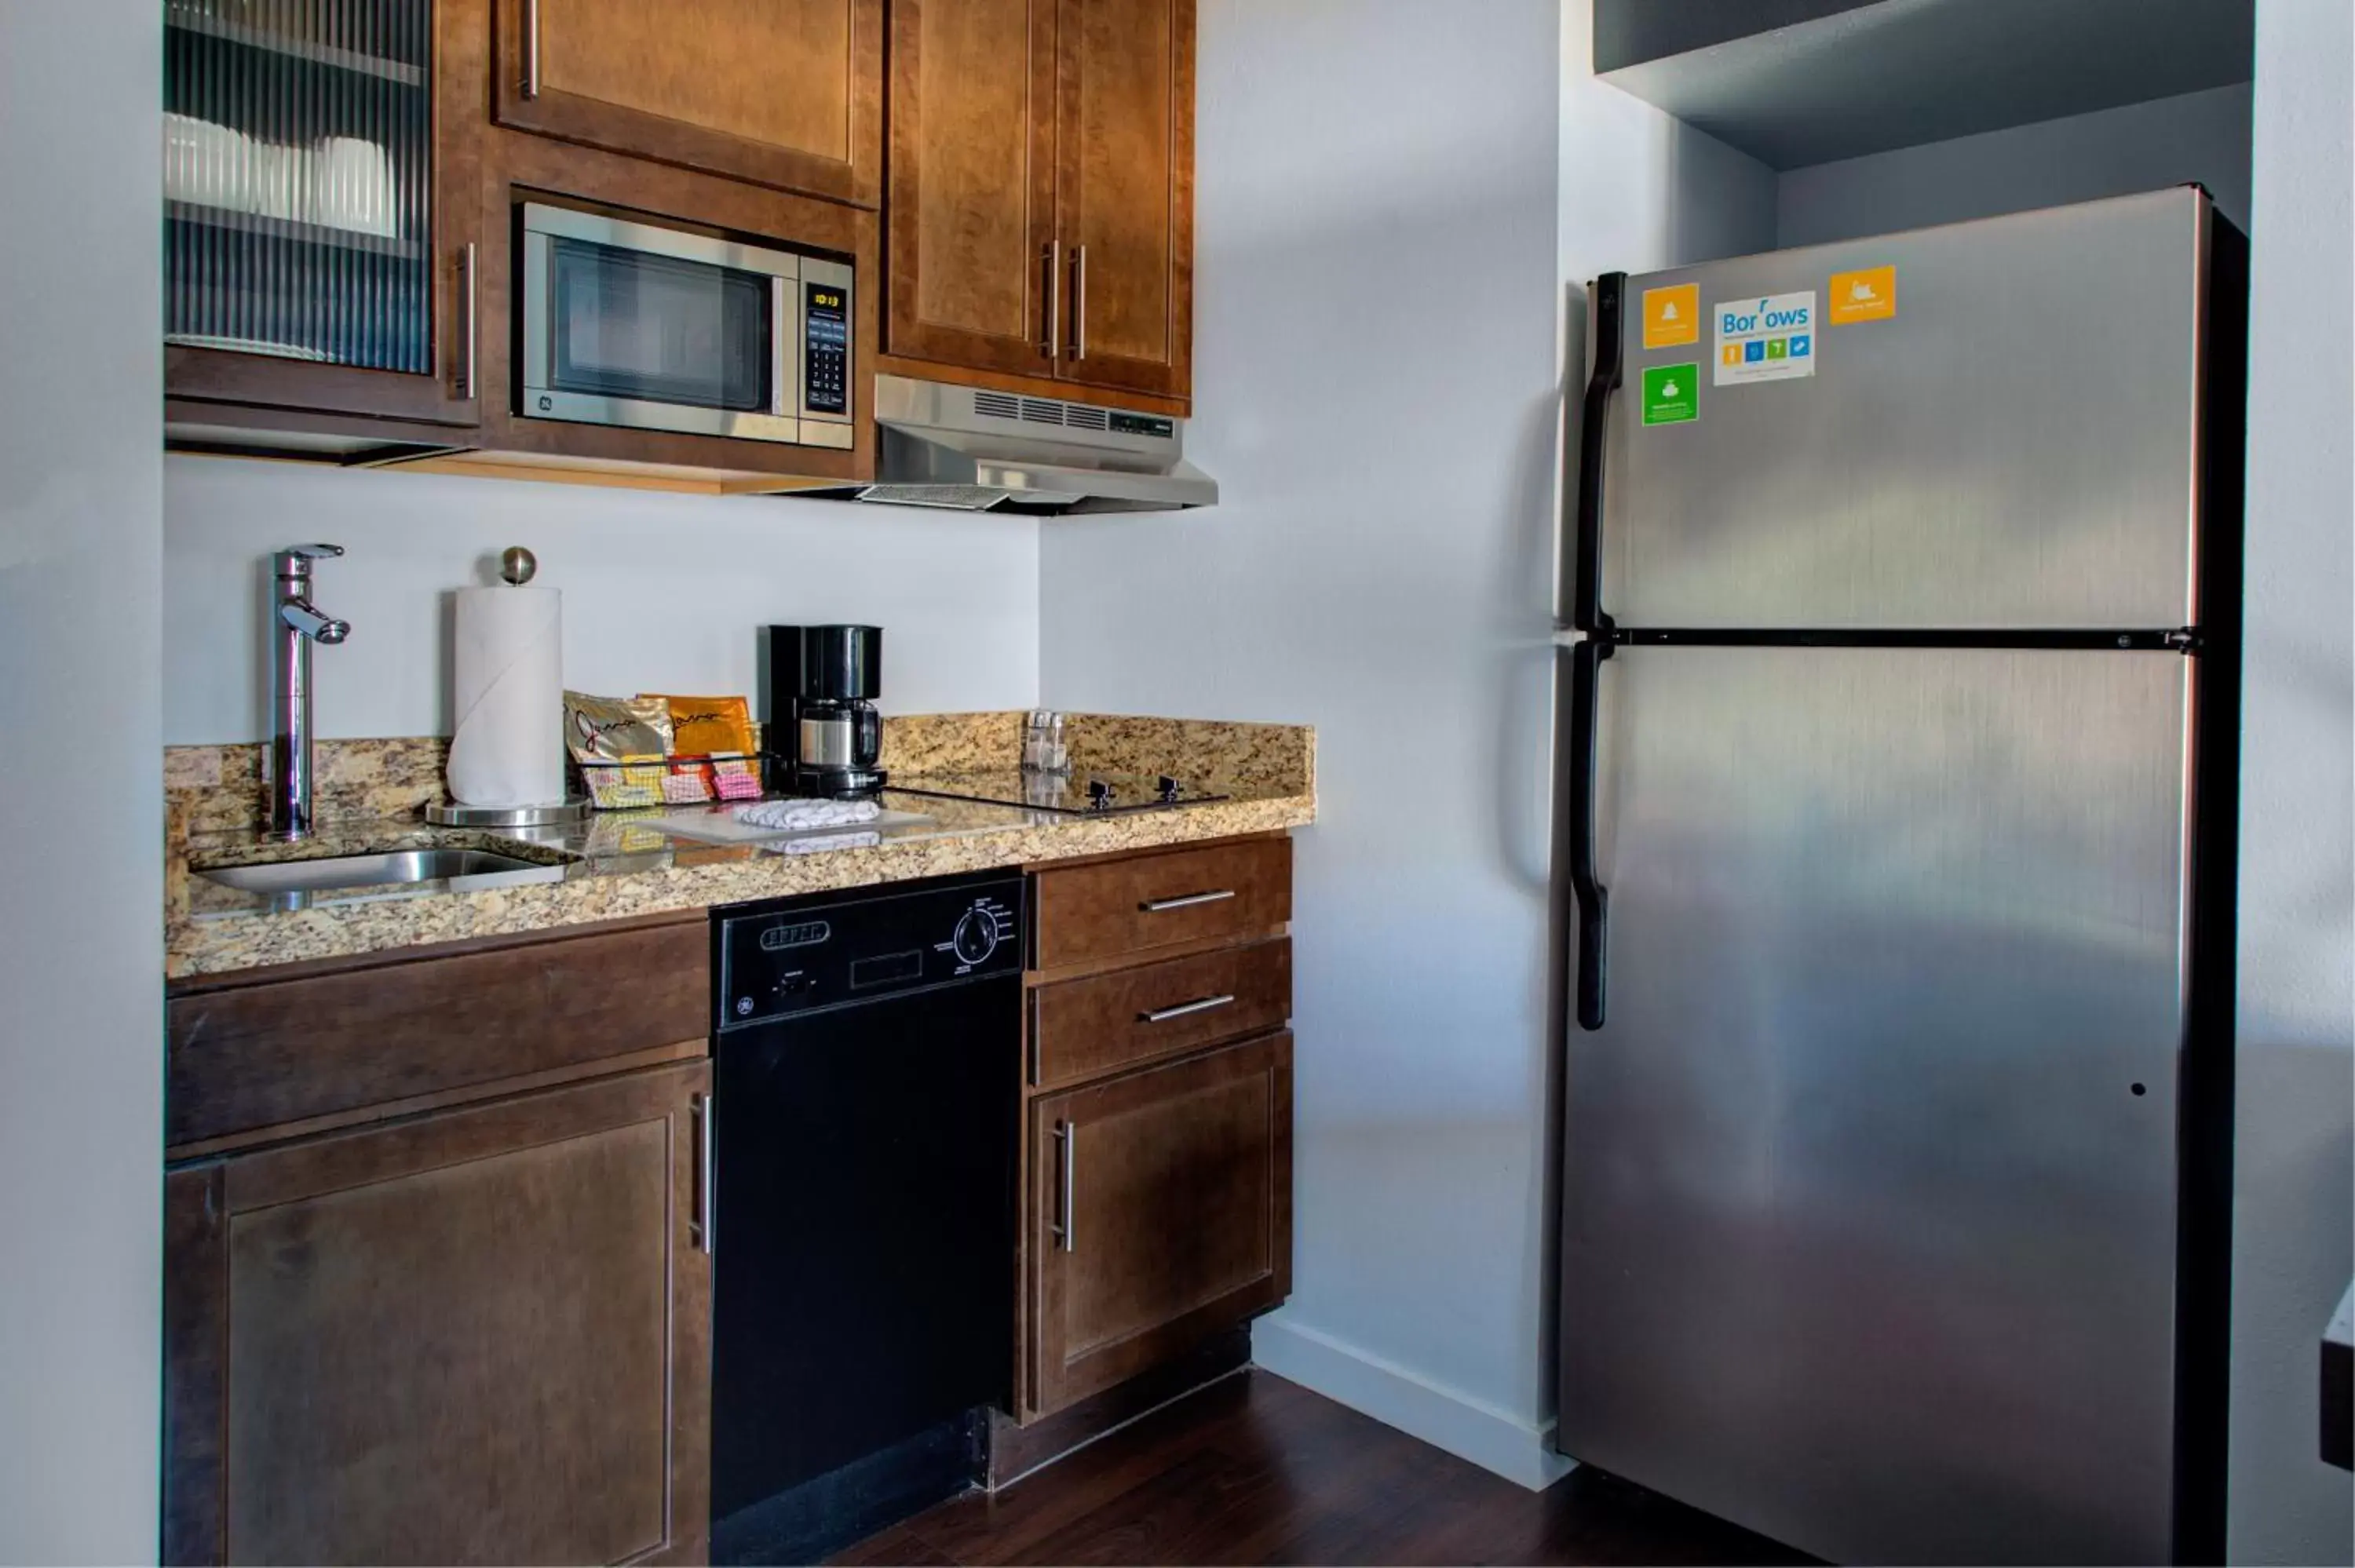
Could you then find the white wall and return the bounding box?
[0,3,163,1562]
[1038,0,1773,1486]
[2229,1,2353,1560]
[164,458,1041,743]
[1777,82,2254,248]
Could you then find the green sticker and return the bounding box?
[1641,363,1698,425]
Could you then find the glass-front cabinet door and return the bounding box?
[164,0,482,433]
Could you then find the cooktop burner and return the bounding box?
[890,771,1230,815]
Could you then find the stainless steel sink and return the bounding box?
[200,848,559,898]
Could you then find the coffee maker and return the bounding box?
[761,625,885,797]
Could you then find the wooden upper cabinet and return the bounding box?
[1054,0,1193,400]
[884,0,1195,404]
[495,0,885,208]
[163,0,487,431]
[885,0,1060,374]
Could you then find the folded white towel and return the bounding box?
[771,829,883,856]
[735,797,883,832]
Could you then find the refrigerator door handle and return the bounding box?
[1568,637,1610,1030]
[1571,272,1627,634]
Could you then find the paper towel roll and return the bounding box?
[447,585,564,808]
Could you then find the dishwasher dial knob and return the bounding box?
[951,906,999,965]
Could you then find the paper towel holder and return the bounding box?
[431,543,588,828]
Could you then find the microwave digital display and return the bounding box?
[805,282,849,417]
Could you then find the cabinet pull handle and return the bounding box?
[457,242,478,399]
[1043,240,1061,360]
[1052,1120,1076,1253]
[692,1092,716,1255]
[1141,993,1236,1025]
[523,0,542,97]
[1140,888,1235,913]
[1072,244,1087,360]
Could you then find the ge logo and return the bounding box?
[736,997,754,1016]
[538,396,553,411]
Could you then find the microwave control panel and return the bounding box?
[803,278,850,418]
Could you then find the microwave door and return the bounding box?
[518,203,803,446]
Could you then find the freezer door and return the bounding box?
[1557,644,2193,1566]
[1601,188,2211,629]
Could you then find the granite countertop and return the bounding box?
[166,713,1315,980]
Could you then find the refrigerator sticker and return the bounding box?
[1641,283,1699,348]
[1640,363,1698,425]
[1712,291,1815,386]
[1828,266,1897,325]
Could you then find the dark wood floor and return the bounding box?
[831,1370,1813,1566]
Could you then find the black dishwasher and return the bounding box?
[710,872,1024,1564]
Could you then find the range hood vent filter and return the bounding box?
[794,374,1218,516]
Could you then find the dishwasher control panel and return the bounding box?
[716,873,1024,1029]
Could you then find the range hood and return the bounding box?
[799,374,1218,514]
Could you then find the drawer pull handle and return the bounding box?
[1140,888,1236,913]
[1141,993,1236,1025]
[1052,1121,1077,1253]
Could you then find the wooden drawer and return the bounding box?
[166,917,709,1155]
[1031,836,1291,971]
[1032,937,1290,1090]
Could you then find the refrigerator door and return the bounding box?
[1600,188,2210,629]
[1556,643,2193,1566]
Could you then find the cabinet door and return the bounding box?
[1028,1030,1291,1415]
[1053,0,1194,399]
[884,0,1061,375]
[164,0,486,428]
[163,1062,713,1567]
[495,0,884,208]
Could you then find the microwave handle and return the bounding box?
[772,275,791,418]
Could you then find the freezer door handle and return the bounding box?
[1568,638,1609,1030]
[1571,272,1626,635]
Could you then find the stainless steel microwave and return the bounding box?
[518,202,853,449]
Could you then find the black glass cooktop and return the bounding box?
[889,771,1229,815]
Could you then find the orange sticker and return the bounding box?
[1721,344,1742,367]
[1828,266,1897,325]
[1642,283,1700,348]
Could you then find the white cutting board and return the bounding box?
[642,806,934,846]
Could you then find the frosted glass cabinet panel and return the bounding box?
[165,0,433,370]
[164,0,481,435]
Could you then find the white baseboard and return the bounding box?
[1250,1315,1575,1492]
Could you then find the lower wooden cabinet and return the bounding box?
[164,1060,712,1567]
[1024,1029,1291,1415]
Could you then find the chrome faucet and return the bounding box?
[268,545,350,840]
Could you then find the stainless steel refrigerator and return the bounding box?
[1553,188,2242,1566]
